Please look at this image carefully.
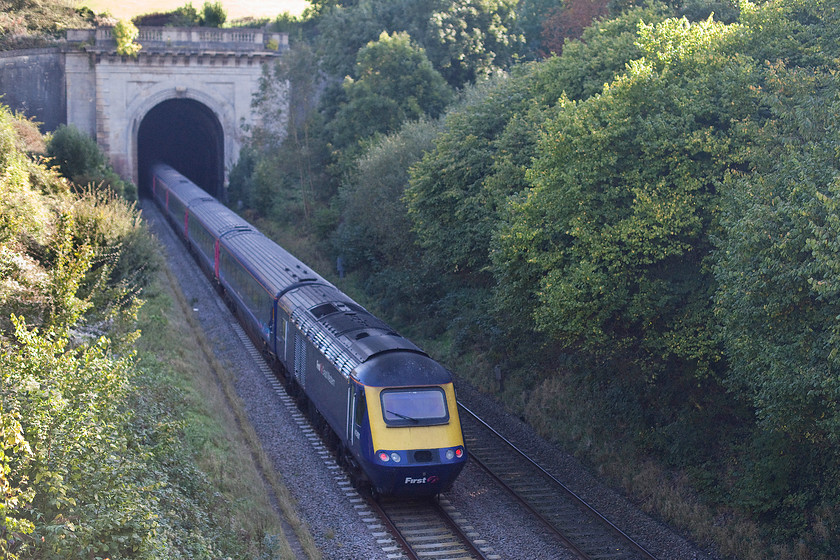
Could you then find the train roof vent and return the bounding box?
[310,303,339,319]
[316,308,392,337]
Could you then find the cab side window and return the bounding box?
[354,389,366,427]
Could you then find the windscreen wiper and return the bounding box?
[386,410,419,423]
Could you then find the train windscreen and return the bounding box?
[380,387,449,426]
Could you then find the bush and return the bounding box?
[46,125,136,200]
[0,141,51,245]
[68,189,161,319]
[46,124,103,180]
[170,3,201,26]
[1,316,161,559]
[201,1,227,27]
[114,19,142,57]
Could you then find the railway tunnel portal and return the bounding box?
[137,98,224,198]
[63,26,287,198]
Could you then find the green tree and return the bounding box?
[712,66,840,539]
[336,118,442,271]
[234,43,333,224]
[200,1,226,26]
[315,0,393,77]
[715,64,840,450]
[327,31,452,160]
[333,119,445,325]
[710,57,840,547]
[170,2,201,26]
[739,0,840,70]
[424,0,524,88]
[407,76,530,277]
[494,16,756,380]
[405,5,669,331]
[315,0,524,89]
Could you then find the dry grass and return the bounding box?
[11,114,46,154]
[79,0,308,21]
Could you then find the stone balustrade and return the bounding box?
[66,26,287,53]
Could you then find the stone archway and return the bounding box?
[122,81,242,198]
[136,97,225,198]
[62,27,288,195]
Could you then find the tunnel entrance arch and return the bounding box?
[137,98,224,198]
[61,27,287,195]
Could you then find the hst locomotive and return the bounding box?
[150,162,467,497]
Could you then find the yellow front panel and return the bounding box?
[367,384,463,450]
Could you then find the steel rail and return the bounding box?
[367,496,492,560]
[431,498,494,560]
[459,402,659,560]
[367,497,420,560]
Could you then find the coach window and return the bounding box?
[190,222,214,263]
[171,199,186,221]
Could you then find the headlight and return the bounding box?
[444,447,464,461]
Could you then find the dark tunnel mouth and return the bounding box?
[137,98,224,199]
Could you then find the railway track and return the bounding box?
[368,496,495,560]
[459,403,659,560]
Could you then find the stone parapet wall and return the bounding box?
[67,26,287,53]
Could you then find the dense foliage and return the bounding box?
[313,0,525,89]
[327,31,452,167]
[47,124,136,200]
[232,0,840,556]
[0,104,295,558]
[133,2,228,27]
[7,0,840,555]
[114,18,142,57]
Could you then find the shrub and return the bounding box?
[46,125,104,182]
[67,189,160,324]
[46,124,135,200]
[201,1,227,27]
[114,19,142,57]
